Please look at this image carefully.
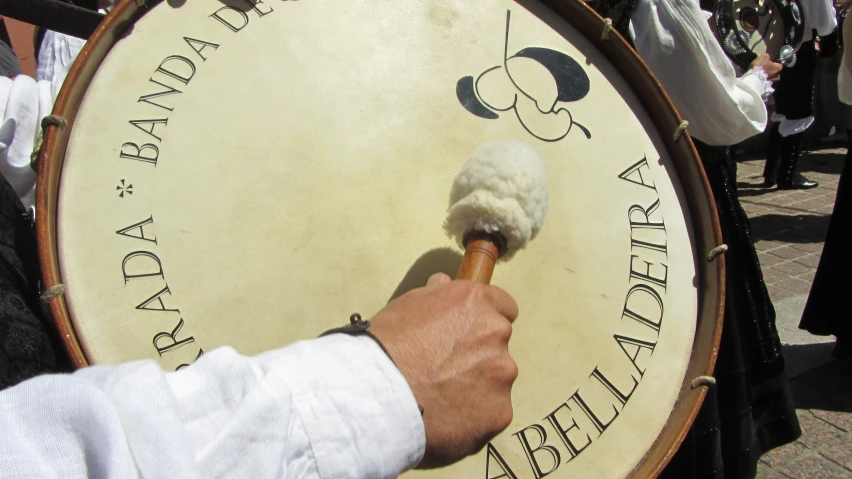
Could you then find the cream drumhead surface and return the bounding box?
[37,1,723,477]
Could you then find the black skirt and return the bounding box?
[661,141,801,479]
[798,141,851,347]
[0,174,66,390]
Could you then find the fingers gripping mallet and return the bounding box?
[444,139,549,284]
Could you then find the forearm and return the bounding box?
[0,336,425,478]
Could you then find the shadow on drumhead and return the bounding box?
[388,248,463,302]
[218,0,260,12]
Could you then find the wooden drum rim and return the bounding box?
[36,0,725,476]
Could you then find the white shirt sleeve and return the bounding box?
[1,75,38,202]
[36,30,86,87]
[803,0,837,38]
[629,0,768,146]
[0,335,426,478]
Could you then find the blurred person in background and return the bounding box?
[799,0,852,358]
[763,0,838,189]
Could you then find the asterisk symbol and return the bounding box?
[117,179,134,198]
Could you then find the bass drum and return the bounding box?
[36,0,724,477]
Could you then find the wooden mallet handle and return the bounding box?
[455,231,504,284]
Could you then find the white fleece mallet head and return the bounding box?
[444,139,549,260]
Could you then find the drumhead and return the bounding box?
[36,0,724,477]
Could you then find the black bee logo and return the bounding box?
[456,10,591,142]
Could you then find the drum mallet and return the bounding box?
[444,139,549,284]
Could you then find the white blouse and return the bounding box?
[801,0,838,44]
[630,0,770,146]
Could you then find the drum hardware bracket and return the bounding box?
[319,313,425,416]
[690,375,716,389]
[673,120,689,142]
[601,18,613,41]
[30,115,68,172]
[706,244,728,262]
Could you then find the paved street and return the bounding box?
[735,145,852,479]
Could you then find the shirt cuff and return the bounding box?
[258,335,426,478]
[817,25,838,38]
[779,116,815,136]
[739,67,774,101]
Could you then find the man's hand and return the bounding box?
[750,53,783,81]
[369,273,519,469]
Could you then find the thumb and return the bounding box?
[426,272,452,287]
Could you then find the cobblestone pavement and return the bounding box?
[735,145,852,479]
